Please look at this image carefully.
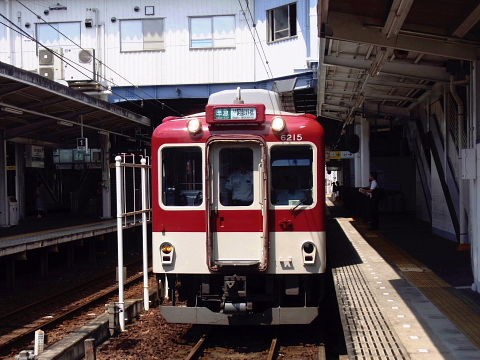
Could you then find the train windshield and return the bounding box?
[270,145,313,206]
[161,146,203,206]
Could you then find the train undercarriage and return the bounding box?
[157,273,325,325]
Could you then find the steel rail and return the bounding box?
[0,267,151,351]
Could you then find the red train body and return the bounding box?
[152,89,325,325]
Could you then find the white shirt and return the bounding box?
[368,179,378,198]
[225,170,253,202]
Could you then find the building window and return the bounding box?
[189,15,235,49]
[267,3,297,42]
[120,18,164,52]
[36,22,81,48]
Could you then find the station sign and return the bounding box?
[214,107,257,120]
[205,104,265,125]
[77,137,88,152]
[327,151,355,160]
[26,145,45,168]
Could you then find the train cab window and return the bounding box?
[161,147,203,206]
[219,148,253,206]
[270,145,313,206]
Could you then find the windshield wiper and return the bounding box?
[291,195,312,212]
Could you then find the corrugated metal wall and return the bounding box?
[1,0,317,86]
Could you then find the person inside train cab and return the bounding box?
[224,163,253,206]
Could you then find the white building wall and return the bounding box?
[255,0,315,79]
[0,0,317,86]
[415,167,430,222]
[431,155,456,240]
[0,1,8,63]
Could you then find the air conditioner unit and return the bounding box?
[38,47,63,81]
[63,48,95,81]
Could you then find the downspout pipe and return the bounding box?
[450,75,467,245]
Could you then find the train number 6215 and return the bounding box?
[280,133,303,141]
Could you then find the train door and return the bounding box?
[207,140,268,270]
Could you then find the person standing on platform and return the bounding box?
[35,181,47,218]
[359,171,381,229]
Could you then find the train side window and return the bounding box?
[270,145,313,206]
[161,146,203,206]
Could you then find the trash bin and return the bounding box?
[9,198,19,226]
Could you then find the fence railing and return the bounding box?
[114,153,151,331]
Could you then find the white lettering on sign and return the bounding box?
[280,134,303,141]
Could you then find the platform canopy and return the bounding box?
[0,61,151,148]
[318,0,480,134]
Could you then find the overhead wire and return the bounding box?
[243,0,274,79]
[17,1,132,87]
[14,0,184,116]
[0,12,145,110]
[237,0,273,80]
[237,0,282,114]
[6,0,297,117]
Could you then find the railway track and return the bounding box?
[184,327,327,359]
[0,265,150,354]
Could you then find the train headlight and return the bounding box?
[187,118,202,135]
[160,242,174,264]
[301,241,316,265]
[271,116,286,132]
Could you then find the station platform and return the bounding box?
[327,198,480,359]
[0,212,145,257]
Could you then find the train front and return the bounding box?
[152,89,325,325]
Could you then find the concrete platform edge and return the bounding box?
[334,217,480,360]
[36,292,158,360]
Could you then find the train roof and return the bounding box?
[208,88,283,114]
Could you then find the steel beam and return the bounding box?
[327,11,480,61]
[327,76,431,90]
[109,72,315,103]
[365,93,416,102]
[453,4,480,38]
[324,101,409,116]
[324,55,450,82]
[383,0,414,39]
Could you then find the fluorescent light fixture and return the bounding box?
[57,120,74,127]
[1,106,23,115]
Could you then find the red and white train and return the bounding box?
[152,88,326,325]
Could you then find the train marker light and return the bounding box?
[187,118,202,134]
[271,116,286,132]
[301,241,316,265]
[160,242,174,264]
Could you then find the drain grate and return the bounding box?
[333,264,410,359]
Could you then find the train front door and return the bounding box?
[207,140,268,269]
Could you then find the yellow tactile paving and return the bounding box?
[420,287,480,349]
[352,222,480,350]
[401,271,450,288]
